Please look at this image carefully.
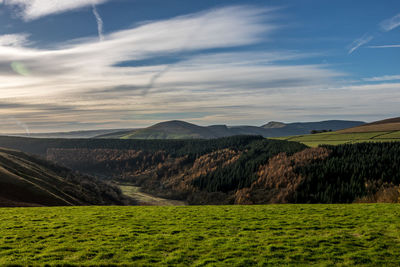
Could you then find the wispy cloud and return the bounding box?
[0,33,30,47]
[363,74,400,82]
[380,13,400,32]
[2,5,398,132]
[0,5,353,132]
[0,0,109,20]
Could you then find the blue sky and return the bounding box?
[0,0,399,133]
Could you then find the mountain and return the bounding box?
[0,147,127,207]
[3,120,365,140]
[95,120,365,139]
[121,120,220,139]
[262,121,286,128]
[338,117,400,133]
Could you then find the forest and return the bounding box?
[1,136,399,204]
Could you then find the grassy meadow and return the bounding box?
[1,204,400,266]
[274,130,400,147]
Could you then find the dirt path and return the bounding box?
[117,184,186,206]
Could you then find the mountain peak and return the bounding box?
[262,121,287,129]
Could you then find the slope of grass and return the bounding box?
[377,131,400,139]
[1,205,400,266]
[275,131,400,146]
[0,148,125,207]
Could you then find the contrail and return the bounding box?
[92,4,104,41]
[0,117,31,136]
[142,17,209,95]
[15,119,30,136]
[142,65,173,95]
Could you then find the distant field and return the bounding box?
[275,131,400,146]
[1,205,400,266]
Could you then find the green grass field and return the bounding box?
[274,130,400,147]
[1,205,400,266]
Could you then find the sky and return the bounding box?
[0,0,399,133]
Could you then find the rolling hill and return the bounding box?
[338,117,400,133]
[276,117,400,146]
[0,147,127,207]
[95,119,365,139]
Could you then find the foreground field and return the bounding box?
[1,205,399,266]
[274,130,400,146]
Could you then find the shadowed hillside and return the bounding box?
[9,129,134,139]
[0,148,128,207]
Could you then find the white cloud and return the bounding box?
[0,33,29,47]
[1,0,109,20]
[363,74,400,82]
[3,5,394,133]
[380,13,400,32]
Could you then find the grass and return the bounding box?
[275,130,400,147]
[377,131,400,139]
[1,204,400,266]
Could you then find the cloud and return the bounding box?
[348,35,374,54]
[1,0,109,20]
[363,74,400,82]
[380,13,400,32]
[0,6,272,97]
[4,5,394,133]
[0,33,30,47]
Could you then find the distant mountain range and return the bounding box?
[5,119,365,140]
[96,120,365,139]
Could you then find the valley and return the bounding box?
[117,184,186,206]
[1,1,399,265]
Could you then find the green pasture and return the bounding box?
[1,204,399,266]
[275,131,400,147]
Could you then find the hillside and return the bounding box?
[1,135,399,205]
[9,129,132,139]
[260,120,365,136]
[122,120,220,139]
[0,147,127,207]
[1,135,399,204]
[339,117,400,133]
[95,119,365,139]
[276,117,400,146]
